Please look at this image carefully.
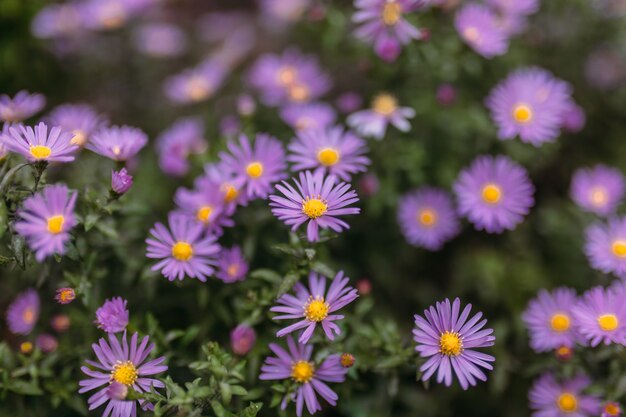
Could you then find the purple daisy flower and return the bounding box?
[202,162,248,207]
[79,332,167,417]
[571,165,625,217]
[6,289,40,335]
[352,0,428,62]
[347,93,415,139]
[231,324,256,355]
[164,60,227,105]
[82,0,155,31]
[413,297,495,390]
[95,297,129,333]
[529,373,601,417]
[397,187,461,251]
[219,134,287,200]
[259,336,348,417]
[0,91,46,122]
[271,271,359,344]
[522,288,584,352]
[216,246,249,283]
[572,286,626,346]
[111,168,133,195]
[247,49,331,107]
[454,3,509,59]
[288,126,370,181]
[48,103,106,147]
[14,184,77,261]
[561,101,586,134]
[156,117,207,177]
[133,23,187,58]
[173,178,234,236]
[270,171,360,242]
[584,217,626,278]
[454,155,535,234]
[146,213,221,282]
[31,3,84,39]
[2,122,78,163]
[279,102,336,132]
[485,67,573,146]
[87,125,148,161]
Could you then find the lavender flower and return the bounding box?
[174,178,235,236]
[584,217,626,279]
[6,289,40,335]
[48,103,105,147]
[156,117,207,177]
[2,122,78,163]
[82,0,155,31]
[572,286,626,346]
[561,101,586,133]
[216,246,249,283]
[529,373,601,417]
[55,287,76,304]
[347,93,415,139]
[336,92,363,114]
[31,3,84,39]
[133,23,187,58]
[95,297,129,333]
[571,165,624,217]
[87,125,148,161]
[202,162,247,207]
[164,60,226,104]
[455,3,509,58]
[485,0,539,17]
[230,325,256,355]
[0,91,46,122]
[111,168,133,195]
[279,103,336,132]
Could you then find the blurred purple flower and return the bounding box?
[572,285,626,347]
[216,246,249,283]
[230,325,256,355]
[36,334,59,353]
[87,125,148,161]
[0,91,45,122]
[31,4,84,39]
[173,177,234,236]
[133,23,187,58]
[347,93,415,139]
[529,373,601,417]
[280,102,336,132]
[156,117,207,177]
[336,92,363,114]
[82,0,155,31]
[6,289,40,335]
[48,103,106,147]
[584,217,626,279]
[436,83,457,106]
[111,168,133,195]
[455,4,509,58]
[571,165,624,217]
[164,60,227,105]
[561,101,586,133]
[95,297,129,333]
[258,0,312,27]
[237,94,257,116]
[55,287,76,305]
[602,403,623,417]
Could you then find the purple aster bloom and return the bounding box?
[522,288,584,352]
[82,0,155,31]
[397,187,461,251]
[237,94,257,116]
[413,298,495,390]
[95,297,129,333]
[79,332,167,417]
[219,134,287,200]
[485,0,539,16]
[220,115,241,137]
[31,3,84,39]
[288,126,370,181]
[48,103,106,147]
[561,101,586,133]
[2,122,78,163]
[271,271,359,344]
[248,49,331,107]
[111,168,133,195]
[279,102,336,132]
[571,165,625,217]
[164,60,227,105]
[436,83,457,106]
[270,171,360,242]
[156,117,207,177]
[173,178,234,236]
[486,67,573,146]
[258,0,311,26]
[584,217,626,278]
[347,93,415,139]
[146,213,220,282]
[231,324,256,355]
[14,184,77,261]
[6,289,40,335]
[454,4,509,58]
[55,287,76,304]
[572,286,626,346]
[36,333,59,353]
[87,125,148,161]
[0,91,46,122]
[529,373,602,417]
[202,162,248,207]
[602,403,623,417]
[336,92,363,114]
[216,246,249,283]
[454,155,535,234]
[133,23,187,58]
[259,336,348,417]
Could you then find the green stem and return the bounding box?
[0,163,30,193]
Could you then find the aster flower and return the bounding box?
[270,171,360,242]
[584,217,626,278]
[111,168,133,195]
[485,67,573,146]
[219,134,287,200]
[164,60,227,104]
[247,49,331,107]
[231,325,256,355]
[48,103,105,147]
[529,373,601,417]
[347,93,415,139]
[522,287,583,352]
[79,332,167,417]
[571,165,624,217]
[31,3,84,39]
[454,155,535,234]
[572,286,626,346]
[146,213,220,282]
[36,334,59,353]
[82,0,155,31]
[271,271,359,344]
[55,287,76,304]
[602,403,623,417]
[259,0,311,26]
[413,298,495,390]
[288,126,370,181]
[156,117,207,177]
[259,336,348,417]
[397,187,460,251]
[133,23,187,58]
[174,177,235,236]
[561,101,586,134]
[352,0,428,62]
[51,314,71,332]
[216,246,249,283]
[14,184,77,261]
[6,289,40,335]
[279,103,336,132]
[336,92,363,114]
[2,122,78,163]
[95,297,129,333]
[0,91,46,122]
[202,162,247,207]
[454,4,509,59]
[87,125,148,161]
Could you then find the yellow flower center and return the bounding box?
[171,241,193,261]
[482,184,502,204]
[381,1,402,26]
[20,342,33,354]
[111,361,138,386]
[372,94,398,116]
[289,84,310,102]
[611,240,626,257]
[589,186,608,207]
[550,313,570,332]
[439,331,463,356]
[557,393,578,413]
[58,289,75,303]
[187,76,211,101]
[417,209,437,227]
[512,103,533,124]
[22,308,35,324]
[223,184,239,202]
[291,360,315,383]
[304,296,330,322]
[463,26,481,43]
[246,162,264,178]
[598,314,619,331]
[30,145,52,159]
[47,215,65,234]
[196,206,213,224]
[71,129,87,146]
[277,66,298,86]
[317,147,340,166]
[302,198,328,219]
[605,403,621,416]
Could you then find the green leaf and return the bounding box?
[277,271,300,297]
